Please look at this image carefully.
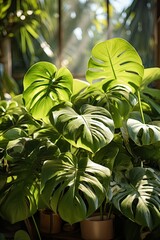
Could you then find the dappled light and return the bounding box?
[0,1,160,239]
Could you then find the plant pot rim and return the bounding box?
[83,214,115,222]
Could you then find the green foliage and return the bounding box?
[140,68,160,115]
[127,115,160,146]
[115,0,155,67]
[49,103,114,153]
[0,99,40,148]
[0,0,52,60]
[0,0,11,19]
[0,138,59,223]
[14,230,31,240]
[41,151,111,224]
[112,167,160,230]
[23,62,73,119]
[0,37,160,231]
[86,38,144,92]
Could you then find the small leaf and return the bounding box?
[14,230,31,240]
[3,128,27,140]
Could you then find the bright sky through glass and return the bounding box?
[111,0,133,12]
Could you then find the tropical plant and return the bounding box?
[0,0,52,58]
[0,0,53,99]
[0,37,160,239]
[114,0,156,67]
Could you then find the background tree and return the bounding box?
[0,0,53,97]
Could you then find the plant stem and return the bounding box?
[137,90,145,124]
[31,215,42,240]
[141,160,144,168]
[107,203,112,219]
[100,204,103,221]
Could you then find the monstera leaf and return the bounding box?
[49,103,115,153]
[98,85,137,128]
[0,99,40,148]
[140,68,160,114]
[86,38,144,92]
[73,84,137,128]
[0,100,22,131]
[72,78,90,96]
[41,151,111,224]
[112,167,160,230]
[0,138,59,223]
[23,62,73,119]
[127,117,160,146]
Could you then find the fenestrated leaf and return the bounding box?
[73,84,137,129]
[0,100,22,131]
[23,62,73,119]
[0,99,41,146]
[127,117,160,146]
[41,151,111,224]
[49,103,115,153]
[98,85,137,128]
[86,38,144,92]
[0,138,59,223]
[112,167,160,230]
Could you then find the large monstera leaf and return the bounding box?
[0,138,59,223]
[112,167,160,230]
[23,62,73,119]
[49,103,115,153]
[86,38,144,92]
[41,151,111,224]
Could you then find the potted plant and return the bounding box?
[80,201,115,240]
[0,37,160,240]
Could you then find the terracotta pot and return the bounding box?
[80,215,114,240]
[39,209,62,234]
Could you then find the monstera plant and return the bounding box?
[0,38,160,238]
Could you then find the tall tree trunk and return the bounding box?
[0,37,12,76]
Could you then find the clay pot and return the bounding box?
[80,214,114,240]
[39,209,62,234]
